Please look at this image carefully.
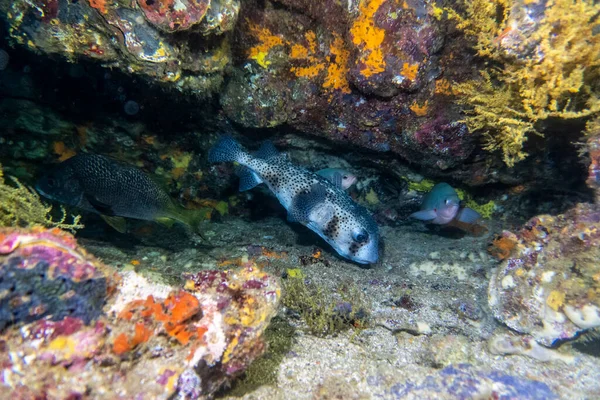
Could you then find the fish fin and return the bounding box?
[165,207,212,242]
[330,172,344,189]
[87,195,116,216]
[101,215,127,233]
[410,210,437,221]
[448,219,488,236]
[317,169,345,189]
[155,217,175,228]
[236,166,263,191]
[254,141,279,159]
[456,207,481,224]
[288,183,327,224]
[208,136,244,163]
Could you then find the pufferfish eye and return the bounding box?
[353,230,369,243]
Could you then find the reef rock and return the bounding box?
[0,227,280,399]
[0,0,238,95]
[488,203,600,347]
[389,363,557,399]
[0,0,483,177]
[223,0,475,173]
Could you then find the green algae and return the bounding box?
[282,276,369,337]
[225,317,295,396]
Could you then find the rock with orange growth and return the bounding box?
[222,0,477,174]
[0,227,280,399]
[347,0,443,97]
[488,203,600,346]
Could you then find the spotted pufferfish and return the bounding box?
[208,137,379,264]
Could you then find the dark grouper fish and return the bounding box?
[209,137,379,264]
[36,154,199,233]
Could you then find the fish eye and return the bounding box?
[343,175,348,179]
[47,178,56,187]
[444,198,450,205]
[353,230,369,243]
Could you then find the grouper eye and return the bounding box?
[354,230,368,243]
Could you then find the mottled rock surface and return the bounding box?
[488,203,600,346]
[0,227,280,399]
[0,0,237,95]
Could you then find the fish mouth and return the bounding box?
[351,251,378,265]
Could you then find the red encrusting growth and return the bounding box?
[114,291,207,354]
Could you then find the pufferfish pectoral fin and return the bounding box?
[288,183,328,225]
[236,166,263,191]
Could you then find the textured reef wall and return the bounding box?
[0,0,238,95]
[1,0,598,186]
[221,0,473,173]
[0,227,280,399]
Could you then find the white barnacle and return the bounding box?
[173,0,187,12]
[501,274,516,289]
[392,75,405,85]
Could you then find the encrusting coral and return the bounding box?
[488,203,600,346]
[451,0,600,166]
[0,164,82,231]
[0,227,281,398]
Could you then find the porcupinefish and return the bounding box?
[36,154,201,233]
[410,182,481,225]
[316,168,357,190]
[208,137,379,264]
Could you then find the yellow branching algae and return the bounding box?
[0,164,83,231]
[451,0,600,166]
[350,0,386,78]
[456,72,537,165]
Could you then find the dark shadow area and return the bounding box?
[572,335,600,358]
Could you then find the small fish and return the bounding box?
[209,137,379,264]
[410,182,481,225]
[316,168,357,190]
[36,154,201,233]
